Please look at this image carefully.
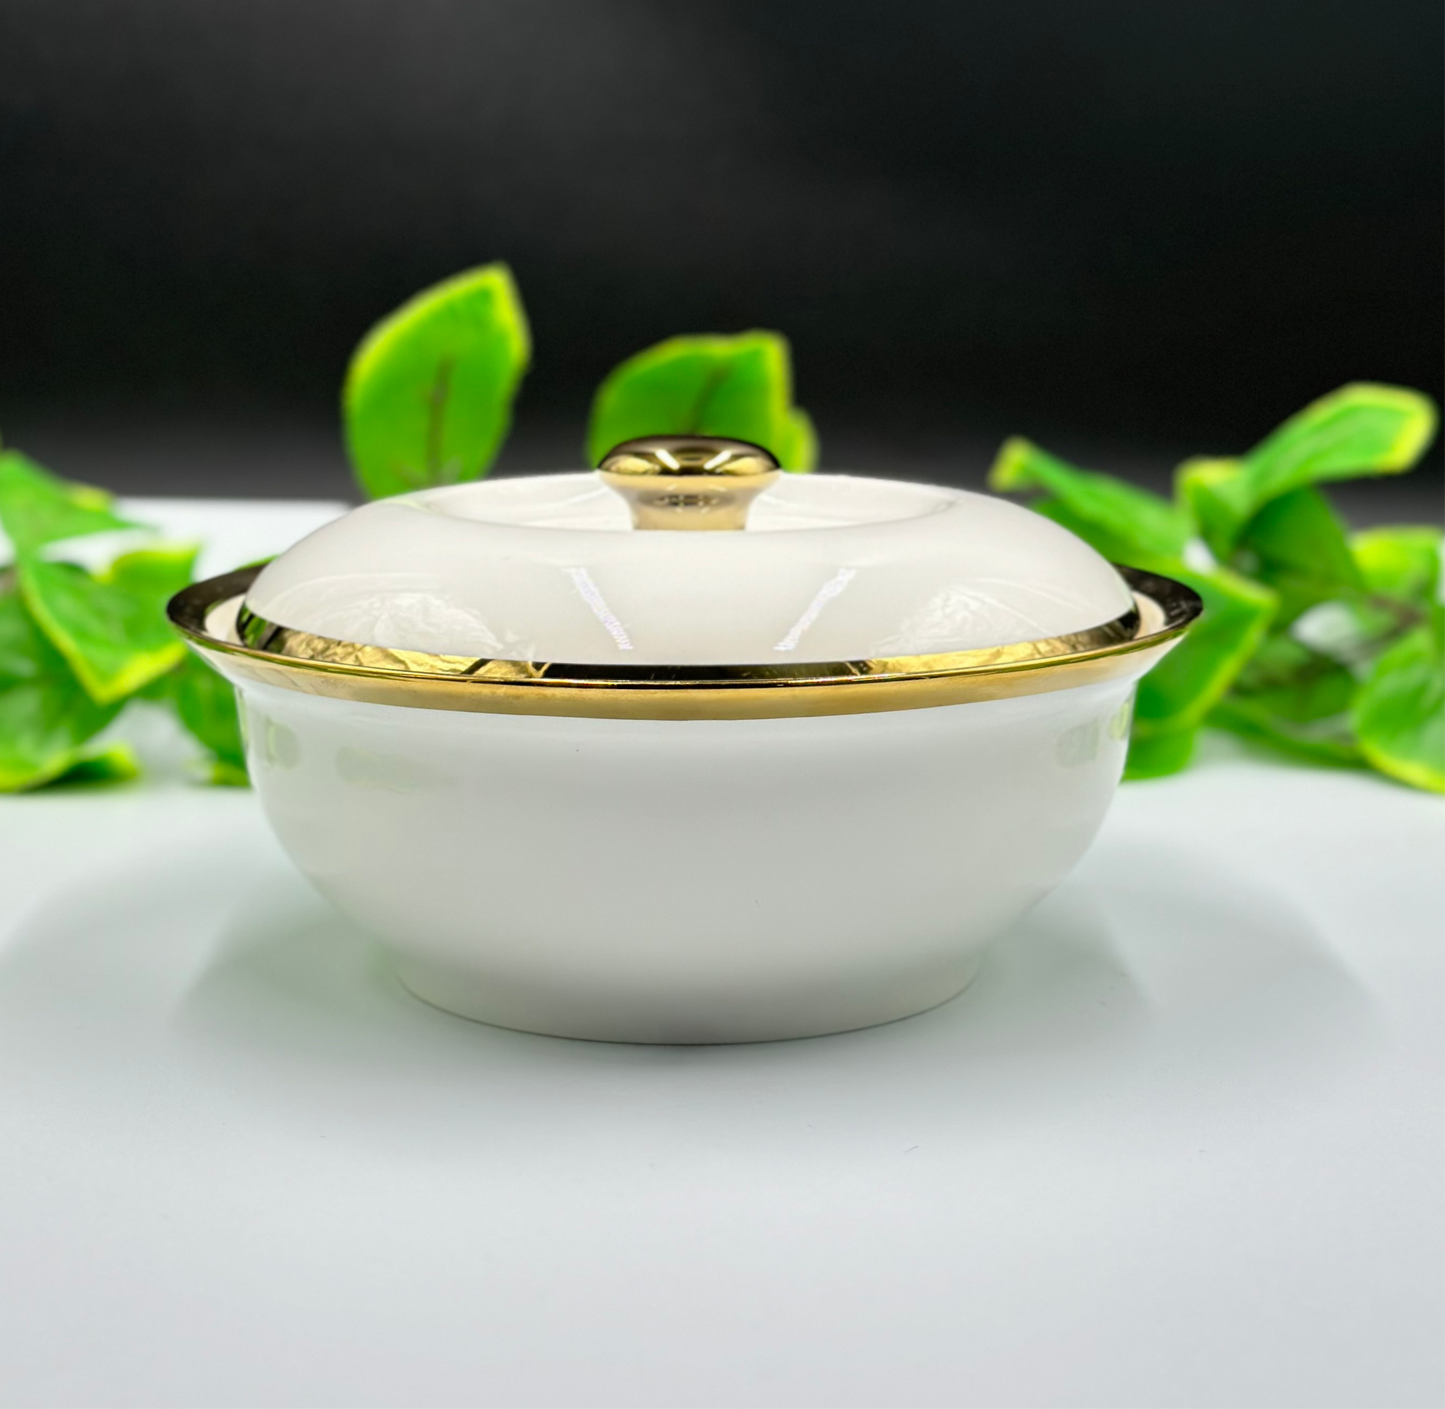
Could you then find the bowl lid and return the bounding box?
[168,438,1202,720]
[238,437,1139,667]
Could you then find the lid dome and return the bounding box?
[242,453,1136,669]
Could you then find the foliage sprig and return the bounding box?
[989,384,1442,791]
[0,451,244,791]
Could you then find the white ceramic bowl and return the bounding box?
[170,452,1199,1043]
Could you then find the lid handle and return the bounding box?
[597,436,781,530]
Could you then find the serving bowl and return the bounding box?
[169,438,1200,1043]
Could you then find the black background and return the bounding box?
[1,0,1440,512]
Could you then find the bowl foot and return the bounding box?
[391,952,984,1045]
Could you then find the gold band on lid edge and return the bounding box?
[168,565,1201,720]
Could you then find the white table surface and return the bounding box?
[1,500,1441,1409]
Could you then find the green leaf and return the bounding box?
[1245,381,1436,490]
[1005,484,1276,735]
[1230,631,1357,722]
[1123,725,1198,779]
[0,584,39,680]
[1232,487,1362,626]
[1351,614,1445,793]
[1214,631,1363,769]
[1209,697,1363,769]
[0,589,121,791]
[164,651,247,777]
[0,588,48,684]
[989,438,1192,562]
[0,450,137,560]
[1134,564,1277,732]
[19,557,188,705]
[1352,525,1441,605]
[1174,457,1241,559]
[103,542,201,597]
[1288,528,1440,670]
[343,264,531,500]
[1180,460,1403,613]
[1188,384,1437,553]
[586,331,817,470]
[1028,497,1174,570]
[46,743,142,788]
[776,406,818,472]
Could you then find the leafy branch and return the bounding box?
[0,451,245,791]
[989,384,1443,792]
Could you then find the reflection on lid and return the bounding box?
[566,566,634,652]
[774,567,858,653]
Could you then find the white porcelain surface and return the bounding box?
[246,473,1135,664]
[235,675,1137,1043]
[1,510,1440,1409]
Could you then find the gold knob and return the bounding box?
[597,436,780,530]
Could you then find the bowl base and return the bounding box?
[392,953,984,1045]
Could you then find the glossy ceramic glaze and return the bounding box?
[236,671,1140,1043]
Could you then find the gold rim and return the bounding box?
[168,565,1201,720]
